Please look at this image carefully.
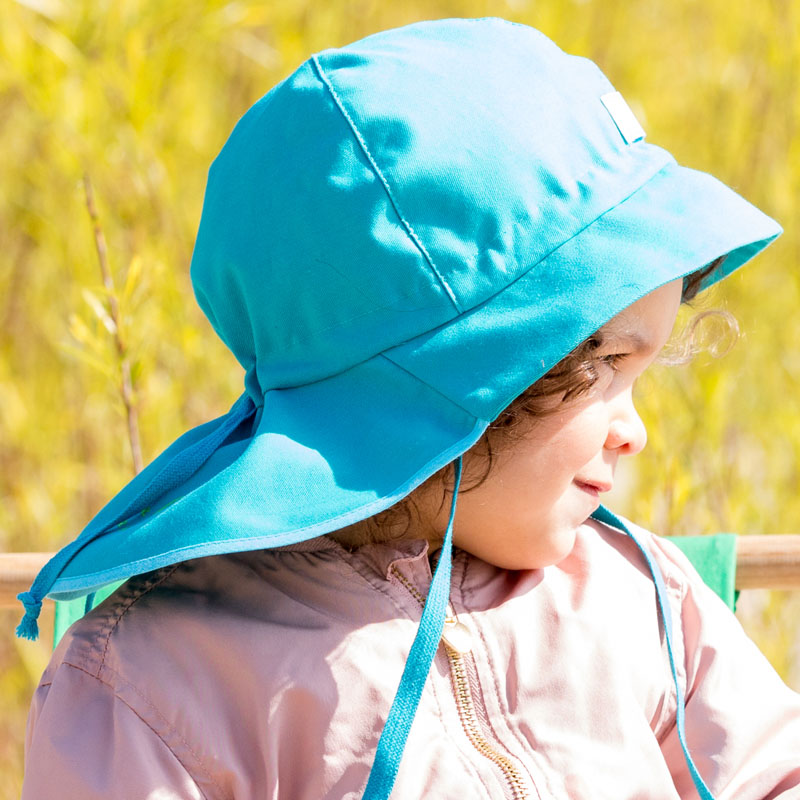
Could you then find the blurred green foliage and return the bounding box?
[1,0,799,794]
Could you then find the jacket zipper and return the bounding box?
[390,566,531,800]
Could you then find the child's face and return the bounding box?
[420,278,685,570]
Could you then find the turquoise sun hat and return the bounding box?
[18,16,780,800]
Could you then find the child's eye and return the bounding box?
[600,353,629,372]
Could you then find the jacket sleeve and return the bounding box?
[22,661,206,800]
[653,535,800,800]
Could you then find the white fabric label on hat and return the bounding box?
[600,91,646,144]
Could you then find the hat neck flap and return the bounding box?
[16,393,257,640]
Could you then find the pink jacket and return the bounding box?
[21,518,800,799]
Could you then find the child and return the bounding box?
[18,17,800,800]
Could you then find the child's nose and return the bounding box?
[605,393,647,456]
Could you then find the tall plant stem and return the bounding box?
[82,173,144,475]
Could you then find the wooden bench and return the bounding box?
[2,535,800,609]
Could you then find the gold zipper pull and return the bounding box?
[442,607,473,654]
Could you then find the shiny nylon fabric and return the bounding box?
[364,502,718,800]
[17,15,782,800]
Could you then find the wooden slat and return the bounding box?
[736,535,800,590]
[1,536,800,608]
[0,552,54,608]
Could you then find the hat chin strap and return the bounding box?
[591,505,716,800]
[361,455,463,800]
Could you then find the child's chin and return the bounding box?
[480,527,580,571]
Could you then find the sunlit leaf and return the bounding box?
[81,288,117,334]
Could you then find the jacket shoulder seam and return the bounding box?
[97,564,183,670]
[63,661,226,800]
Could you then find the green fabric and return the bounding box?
[53,580,125,648]
[665,534,739,612]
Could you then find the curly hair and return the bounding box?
[329,256,731,549]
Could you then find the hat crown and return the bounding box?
[189,17,666,401]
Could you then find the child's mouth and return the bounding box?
[573,479,611,497]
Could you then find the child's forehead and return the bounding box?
[597,280,684,352]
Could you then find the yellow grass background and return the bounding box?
[1,0,798,793]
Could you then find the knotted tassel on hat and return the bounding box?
[16,392,257,640]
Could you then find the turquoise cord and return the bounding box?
[361,456,463,800]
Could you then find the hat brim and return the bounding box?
[48,160,780,599]
[383,160,781,422]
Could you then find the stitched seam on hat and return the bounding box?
[310,54,463,314]
[378,352,480,419]
[379,156,676,404]
[331,155,669,378]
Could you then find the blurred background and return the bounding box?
[1,0,798,793]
